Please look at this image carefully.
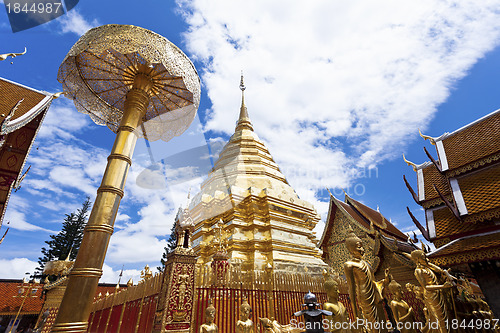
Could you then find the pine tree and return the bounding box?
[35,197,91,277]
[157,223,177,272]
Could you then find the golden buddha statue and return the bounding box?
[200,299,218,333]
[344,227,388,333]
[323,272,350,333]
[387,278,416,333]
[408,250,452,333]
[236,296,254,333]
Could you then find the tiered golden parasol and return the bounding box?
[52,25,200,332]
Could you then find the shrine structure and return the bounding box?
[404,109,500,316]
[0,76,60,242]
[319,193,419,285]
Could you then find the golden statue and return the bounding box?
[258,317,300,333]
[387,278,416,333]
[323,271,350,333]
[406,283,431,333]
[200,299,218,333]
[236,296,254,333]
[177,266,190,311]
[408,250,452,333]
[344,227,388,333]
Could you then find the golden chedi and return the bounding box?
[190,75,326,276]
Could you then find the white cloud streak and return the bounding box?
[57,9,99,36]
[177,0,500,206]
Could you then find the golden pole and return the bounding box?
[51,67,153,333]
[9,284,32,333]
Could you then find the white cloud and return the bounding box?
[177,0,500,199]
[57,10,99,36]
[4,209,53,232]
[0,258,38,278]
[37,101,90,140]
[100,264,143,284]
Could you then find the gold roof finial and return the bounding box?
[419,128,436,145]
[403,154,418,172]
[0,47,27,61]
[236,71,253,132]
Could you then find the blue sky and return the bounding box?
[1,0,500,283]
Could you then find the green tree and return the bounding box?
[35,197,91,277]
[157,223,177,272]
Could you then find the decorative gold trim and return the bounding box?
[84,225,114,235]
[464,207,500,223]
[117,125,136,133]
[432,238,451,248]
[447,153,500,177]
[421,195,453,209]
[430,247,500,267]
[69,268,103,278]
[97,185,125,198]
[50,322,88,332]
[108,153,132,165]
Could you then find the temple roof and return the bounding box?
[0,280,44,315]
[319,193,408,248]
[344,194,408,241]
[0,78,53,135]
[405,109,500,247]
[432,206,477,239]
[421,164,450,203]
[0,77,56,227]
[437,109,500,172]
[458,163,500,216]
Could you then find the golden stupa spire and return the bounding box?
[236,71,253,131]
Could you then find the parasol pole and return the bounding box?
[51,66,153,332]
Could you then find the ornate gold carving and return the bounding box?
[447,152,500,177]
[430,247,500,267]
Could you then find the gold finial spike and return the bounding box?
[419,128,436,145]
[0,47,27,61]
[239,70,246,92]
[52,91,65,99]
[65,247,72,261]
[127,278,133,287]
[236,71,253,132]
[403,154,418,172]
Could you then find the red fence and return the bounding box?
[193,287,355,333]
